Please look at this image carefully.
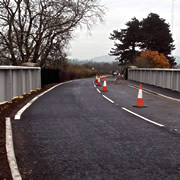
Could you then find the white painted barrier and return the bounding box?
[0,66,41,104]
[128,68,180,92]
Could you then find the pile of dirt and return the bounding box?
[0,84,57,180]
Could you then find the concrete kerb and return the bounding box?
[6,117,22,180]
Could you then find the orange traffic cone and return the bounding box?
[95,74,98,83]
[133,84,147,108]
[100,76,104,80]
[102,77,108,92]
[97,76,101,86]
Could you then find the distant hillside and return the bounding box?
[69,55,117,64]
[90,55,180,64]
[68,59,88,65]
[89,55,116,63]
[69,55,180,65]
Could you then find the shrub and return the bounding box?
[135,50,170,68]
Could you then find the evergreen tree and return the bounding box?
[110,13,176,67]
[109,17,140,65]
[140,13,175,67]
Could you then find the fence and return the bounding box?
[0,66,41,104]
[128,68,180,92]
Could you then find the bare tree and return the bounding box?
[0,0,105,66]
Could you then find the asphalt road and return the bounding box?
[12,77,180,180]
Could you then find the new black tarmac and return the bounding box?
[12,78,180,179]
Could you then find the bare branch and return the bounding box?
[0,0,105,66]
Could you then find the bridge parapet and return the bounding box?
[0,66,41,104]
[128,68,180,92]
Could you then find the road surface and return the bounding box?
[12,77,180,179]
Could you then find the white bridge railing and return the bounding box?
[0,66,41,104]
[128,68,180,92]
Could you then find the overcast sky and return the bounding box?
[68,0,180,59]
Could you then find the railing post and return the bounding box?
[5,69,13,102]
[0,70,6,103]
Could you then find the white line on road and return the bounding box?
[102,95,115,104]
[94,84,96,88]
[14,81,72,120]
[153,92,180,102]
[128,85,138,89]
[14,96,38,120]
[121,107,165,127]
[128,85,153,96]
[6,117,22,180]
[96,88,101,94]
[128,85,180,102]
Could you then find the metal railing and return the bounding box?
[0,66,41,104]
[128,68,180,92]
